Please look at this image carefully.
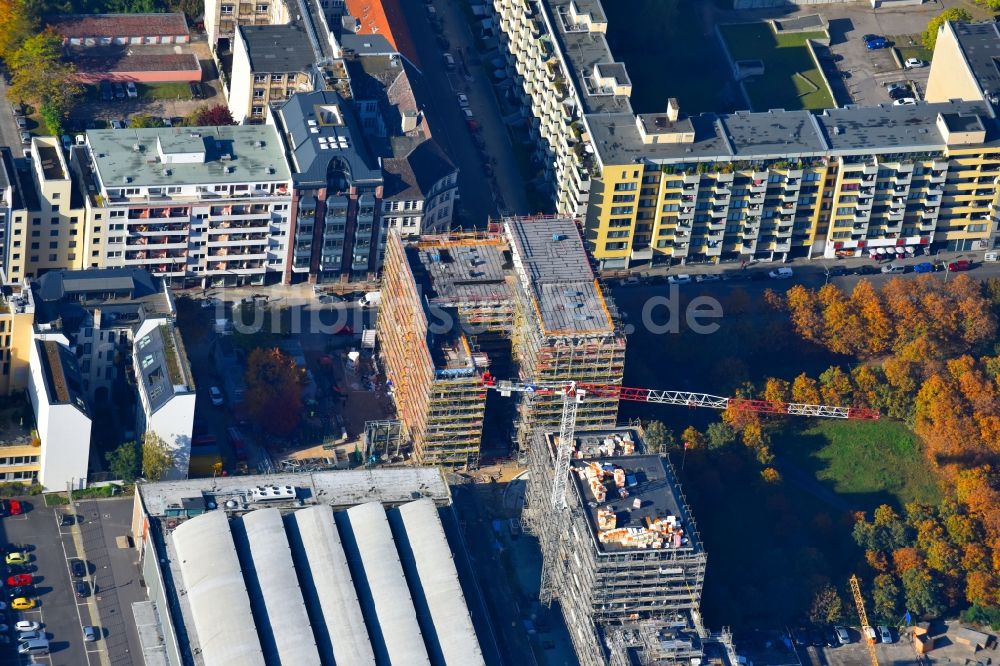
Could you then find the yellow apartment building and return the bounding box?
[494,0,1000,268]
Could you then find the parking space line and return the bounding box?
[55,516,97,666]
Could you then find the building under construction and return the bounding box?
[526,426,739,666]
[376,216,626,467]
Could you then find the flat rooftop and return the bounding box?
[137,468,451,517]
[505,216,614,336]
[408,242,513,305]
[238,23,316,73]
[567,448,701,555]
[587,101,1000,164]
[544,0,632,116]
[49,12,188,39]
[87,125,291,190]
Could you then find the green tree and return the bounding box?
[902,566,945,618]
[872,573,901,622]
[7,29,81,117]
[142,432,173,482]
[105,440,140,483]
[128,113,164,128]
[706,421,737,450]
[809,584,844,624]
[923,8,972,50]
[166,0,203,21]
[642,420,675,453]
[680,425,706,450]
[39,103,63,137]
[976,0,1000,12]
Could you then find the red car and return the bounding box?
[947,260,972,272]
[6,574,31,587]
[8,500,22,516]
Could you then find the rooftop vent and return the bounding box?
[123,176,132,184]
[254,140,265,148]
[224,165,235,174]
[250,485,297,502]
[162,168,172,176]
[266,166,275,174]
[132,143,142,152]
[552,233,566,241]
[220,153,232,161]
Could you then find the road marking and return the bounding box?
[55,509,110,666]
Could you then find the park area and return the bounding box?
[719,22,834,111]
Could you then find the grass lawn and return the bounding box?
[890,34,933,66]
[719,23,833,111]
[603,0,740,114]
[774,419,941,509]
[139,82,192,101]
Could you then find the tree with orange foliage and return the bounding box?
[785,284,824,343]
[850,279,893,355]
[791,373,821,404]
[892,547,922,574]
[965,571,998,608]
[0,0,37,61]
[244,347,305,436]
[819,366,853,406]
[680,425,706,450]
[762,377,791,404]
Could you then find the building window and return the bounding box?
[253,89,265,98]
[48,254,56,261]
[252,106,264,116]
[50,229,58,236]
[48,242,57,249]
[256,3,267,11]
[221,3,234,12]
[614,182,637,192]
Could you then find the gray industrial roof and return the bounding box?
[342,501,430,665]
[171,510,266,666]
[339,32,396,56]
[504,217,615,336]
[35,267,157,302]
[87,125,291,189]
[238,23,316,73]
[948,21,1000,100]
[138,468,451,517]
[276,90,382,188]
[288,505,375,665]
[235,509,320,664]
[395,499,485,665]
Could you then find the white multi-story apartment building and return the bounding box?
[27,336,92,490]
[204,0,290,50]
[73,126,293,287]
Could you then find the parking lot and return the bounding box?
[0,497,142,666]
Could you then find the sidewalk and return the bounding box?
[622,248,994,278]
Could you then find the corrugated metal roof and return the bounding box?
[289,505,375,665]
[344,502,430,665]
[171,510,265,666]
[237,509,321,664]
[396,499,485,665]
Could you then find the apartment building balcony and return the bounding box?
[862,163,878,176]
[710,207,727,218]
[929,171,946,184]
[125,250,186,263]
[127,237,188,251]
[781,192,798,203]
[208,248,268,261]
[856,199,873,210]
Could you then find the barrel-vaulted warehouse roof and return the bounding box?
[236,508,321,664]
[172,510,265,666]
[288,505,375,665]
[396,498,485,665]
[343,501,431,665]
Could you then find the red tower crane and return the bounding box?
[483,372,880,603]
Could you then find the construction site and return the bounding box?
[525,426,740,666]
[376,215,626,468]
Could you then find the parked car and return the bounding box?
[768,267,794,279]
[889,87,913,101]
[125,82,138,98]
[15,630,41,643]
[947,259,972,272]
[70,559,86,578]
[456,93,470,108]
[825,626,840,648]
[209,386,224,407]
[667,274,692,285]
[878,625,893,643]
[75,581,89,598]
[463,108,475,121]
[835,626,851,645]
[189,82,203,99]
[11,597,35,610]
[16,116,27,130]
[9,102,22,117]
[162,117,173,127]
[8,586,34,599]
[853,265,879,275]
[881,263,906,273]
[443,53,456,69]
[694,274,720,283]
[61,135,72,151]
[904,58,925,69]
[15,621,39,634]
[893,97,917,106]
[113,83,126,99]
[5,552,27,566]
[110,119,125,130]
[865,35,889,49]
[913,261,934,273]
[100,81,113,101]
[19,131,30,145]
[83,625,98,642]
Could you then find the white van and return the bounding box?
[768,267,793,279]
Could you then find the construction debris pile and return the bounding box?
[574,431,637,458]
[575,461,691,550]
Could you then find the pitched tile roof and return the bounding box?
[49,12,189,40]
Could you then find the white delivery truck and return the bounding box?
[358,291,381,308]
